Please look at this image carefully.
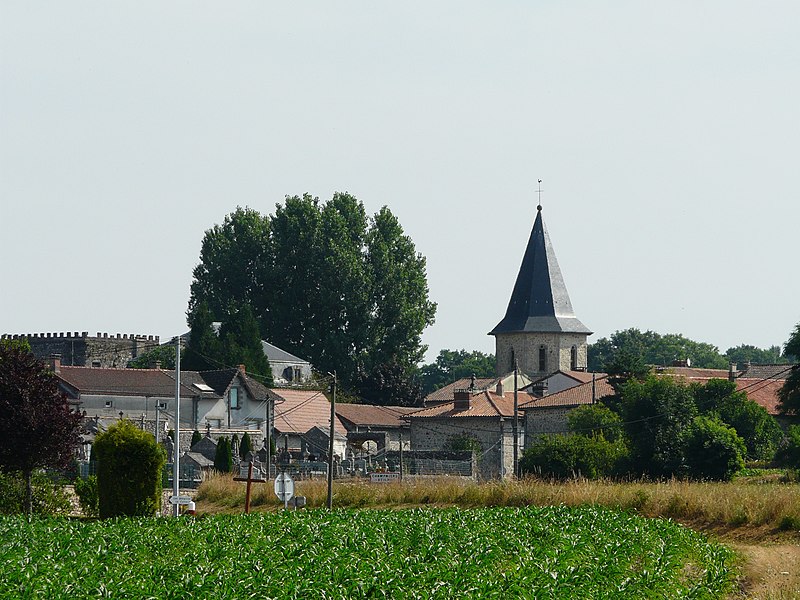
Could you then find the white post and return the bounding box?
[172,337,181,517]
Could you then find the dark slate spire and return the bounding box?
[490,206,591,335]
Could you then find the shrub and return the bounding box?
[74,475,99,517]
[0,470,71,516]
[774,424,800,468]
[567,404,624,442]
[191,430,202,448]
[94,420,166,518]
[520,434,625,479]
[214,437,233,473]
[240,432,253,459]
[683,416,746,481]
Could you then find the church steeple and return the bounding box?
[490,203,591,376]
[490,205,590,336]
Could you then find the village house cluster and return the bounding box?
[2,205,791,481]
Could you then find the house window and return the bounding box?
[538,346,547,372]
[229,387,239,410]
[92,360,101,368]
[104,400,113,409]
[293,366,302,382]
[571,346,578,370]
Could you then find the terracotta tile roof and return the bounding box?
[655,367,730,379]
[270,388,347,437]
[335,404,417,429]
[57,366,199,398]
[423,377,499,404]
[520,376,615,409]
[735,378,784,416]
[410,389,531,419]
[738,364,796,381]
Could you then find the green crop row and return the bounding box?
[0,507,734,599]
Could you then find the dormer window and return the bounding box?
[538,346,547,372]
[229,387,239,410]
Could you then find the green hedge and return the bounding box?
[94,420,166,518]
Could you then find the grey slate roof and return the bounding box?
[490,206,591,336]
[261,341,308,364]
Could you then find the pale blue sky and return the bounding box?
[2,2,799,362]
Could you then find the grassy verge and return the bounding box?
[196,473,800,534]
[0,507,735,598]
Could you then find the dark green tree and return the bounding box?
[94,420,166,518]
[127,344,179,370]
[190,430,202,448]
[239,432,253,459]
[356,360,424,407]
[182,301,221,371]
[418,349,496,395]
[214,437,233,473]
[218,302,273,384]
[188,194,437,399]
[693,378,781,461]
[567,404,625,443]
[0,341,83,514]
[588,328,727,372]
[683,416,746,481]
[724,344,787,367]
[778,323,800,416]
[620,375,697,477]
[188,206,272,321]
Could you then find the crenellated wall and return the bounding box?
[1,331,160,368]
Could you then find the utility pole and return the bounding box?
[326,372,336,509]
[513,358,519,478]
[172,337,181,517]
[265,395,272,480]
[399,430,404,481]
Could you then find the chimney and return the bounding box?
[238,364,246,375]
[496,380,504,395]
[729,363,737,382]
[454,389,472,410]
[48,354,61,374]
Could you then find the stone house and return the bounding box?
[523,369,604,397]
[2,331,160,368]
[423,373,533,407]
[520,375,615,448]
[269,388,348,459]
[407,381,529,479]
[335,404,416,454]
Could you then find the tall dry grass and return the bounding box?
[195,473,800,531]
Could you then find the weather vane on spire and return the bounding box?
[536,179,543,211]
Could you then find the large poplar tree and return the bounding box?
[188,193,436,401]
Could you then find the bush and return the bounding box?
[191,430,202,448]
[774,425,800,468]
[74,475,99,517]
[94,420,166,518]
[520,434,625,479]
[214,437,233,473]
[567,404,624,442]
[0,470,71,516]
[683,416,746,481]
[240,432,253,459]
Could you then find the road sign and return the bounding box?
[274,472,294,503]
[169,495,193,505]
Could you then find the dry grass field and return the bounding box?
[196,473,800,598]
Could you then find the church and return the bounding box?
[490,202,592,379]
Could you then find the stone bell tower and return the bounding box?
[489,203,591,377]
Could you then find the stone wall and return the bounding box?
[409,416,518,479]
[523,406,575,450]
[495,331,588,377]
[1,331,160,368]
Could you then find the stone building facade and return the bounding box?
[1,331,160,368]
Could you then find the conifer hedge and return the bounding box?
[94,420,166,518]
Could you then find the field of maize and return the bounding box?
[0,507,734,598]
